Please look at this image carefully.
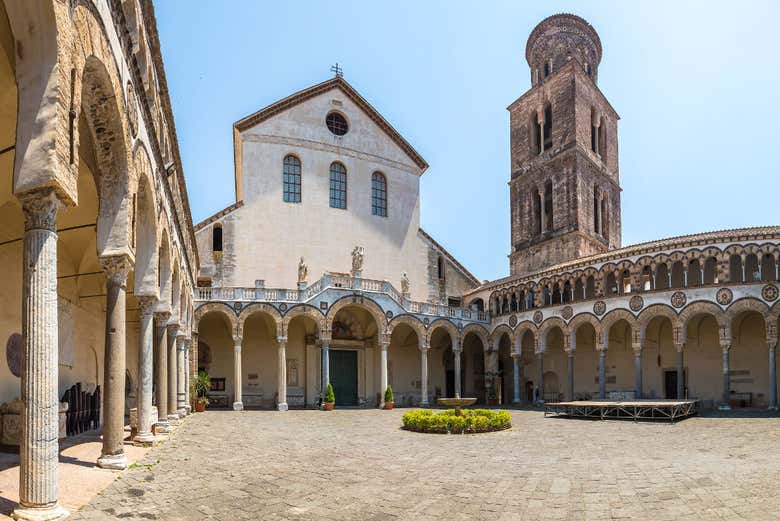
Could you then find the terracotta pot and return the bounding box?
[487,398,499,406]
[195,401,206,412]
[384,402,394,410]
[323,402,334,411]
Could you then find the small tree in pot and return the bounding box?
[194,371,211,412]
[383,385,394,410]
[323,383,335,411]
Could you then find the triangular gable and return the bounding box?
[233,76,428,172]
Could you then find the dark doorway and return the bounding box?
[664,370,686,399]
[330,350,358,406]
[525,381,533,404]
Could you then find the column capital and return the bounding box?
[136,295,157,317]
[154,311,172,326]
[564,348,574,357]
[166,323,180,335]
[233,336,242,349]
[419,343,430,353]
[769,340,778,351]
[277,336,288,346]
[632,342,642,354]
[19,187,63,232]
[719,341,731,352]
[100,254,133,286]
[674,342,685,353]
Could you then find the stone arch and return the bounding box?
[237,303,283,339]
[567,313,601,335]
[489,324,515,352]
[156,227,172,312]
[132,143,159,296]
[425,319,460,347]
[513,322,538,354]
[194,302,237,336]
[638,304,680,332]
[387,315,425,345]
[326,295,388,334]
[679,300,727,340]
[600,309,638,347]
[282,304,326,337]
[726,298,770,324]
[461,323,489,351]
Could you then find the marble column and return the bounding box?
[321,338,330,395]
[420,344,430,407]
[166,324,179,420]
[536,351,544,404]
[769,341,777,411]
[598,348,606,400]
[153,312,170,428]
[567,351,574,401]
[133,296,157,445]
[379,338,389,406]
[14,189,68,521]
[454,348,463,400]
[233,336,243,410]
[719,343,731,410]
[676,343,685,400]
[176,335,186,415]
[97,254,132,470]
[277,337,288,411]
[512,354,521,404]
[634,346,643,400]
[183,340,191,414]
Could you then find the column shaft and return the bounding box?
[98,255,132,470]
[153,315,169,422]
[721,346,730,409]
[536,351,544,404]
[634,350,643,399]
[454,350,463,399]
[769,344,777,410]
[15,190,68,520]
[176,337,186,414]
[567,353,574,401]
[379,343,388,406]
[598,349,606,399]
[233,339,243,410]
[420,347,429,406]
[134,297,156,444]
[321,340,330,394]
[166,325,179,419]
[277,339,288,411]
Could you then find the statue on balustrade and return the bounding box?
[297,257,308,283]
[351,246,365,274]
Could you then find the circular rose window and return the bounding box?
[326,111,348,136]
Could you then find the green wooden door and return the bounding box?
[330,350,358,406]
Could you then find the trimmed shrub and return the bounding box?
[324,383,335,403]
[384,385,394,403]
[402,408,511,434]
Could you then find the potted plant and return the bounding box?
[323,383,335,411]
[485,370,500,406]
[194,371,211,412]
[383,385,394,410]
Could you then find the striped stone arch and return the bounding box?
[637,304,680,332]
[326,295,388,333]
[678,300,728,342]
[489,324,515,352]
[600,309,639,348]
[194,302,238,336]
[725,298,770,332]
[461,323,489,351]
[237,302,283,338]
[567,313,601,335]
[538,316,567,344]
[387,314,425,345]
[513,321,537,355]
[282,304,326,337]
[425,319,460,347]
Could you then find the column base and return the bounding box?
[768,405,778,411]
[233,402,243,411]
[419,401,430,407]
[11,503,69,521]
[153,421,171,434]
[185,405,192,414]
[177,408,187,417]
[512,398,520,404]
[167,413,180,422]
[132,432,156,447]
[718,404,732,411]
[97,452,128,470]
[277,403,288,412]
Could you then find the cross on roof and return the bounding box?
[330,63,343,78]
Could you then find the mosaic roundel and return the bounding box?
[763,284,779,302]
[423,317,430,326]
[593,301,606,316]
[6,333,22,378]
[533,311,543,324]
[671,291,687,309]
[279,303,288,312]
[385,310,394,319]
[629,295,644,312]
[716,287,733,306]
[561,306,573,320]
[508,314,518,327]
[233,302,243,311]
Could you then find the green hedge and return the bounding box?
[402,409,511,434]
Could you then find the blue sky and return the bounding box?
[156,1,780,283]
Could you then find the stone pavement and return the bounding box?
[70,409,780,520]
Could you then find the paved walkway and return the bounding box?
[70,409,780,520]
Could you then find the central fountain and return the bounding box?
[436,397,477,415]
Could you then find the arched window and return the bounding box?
[212,225,222,252]
[437,256,446,281]
[729,254,743,282]
[704,257,718,284]
[534,190,542,235]
[329,162,347,209]
[544,181,553,232]
[371,172,387,217]
[283,155,301,203]
[543,103,553,150]
[593,187,600,233]
[745,254,760,282]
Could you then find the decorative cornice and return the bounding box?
[193,200,244,232]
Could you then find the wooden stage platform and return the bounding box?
[544,400,697,422]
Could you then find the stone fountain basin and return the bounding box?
[437,398,477,407]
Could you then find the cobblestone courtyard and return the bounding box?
[71,410,780,520]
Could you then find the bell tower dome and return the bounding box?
[508,14,621,277]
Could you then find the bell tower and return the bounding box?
[509,14,621,276]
